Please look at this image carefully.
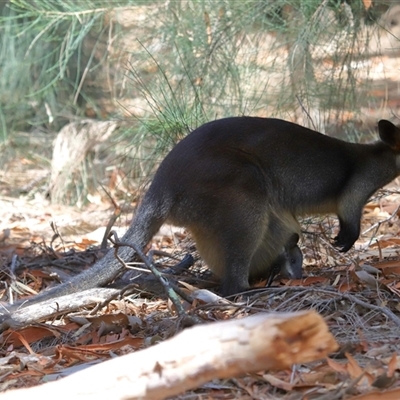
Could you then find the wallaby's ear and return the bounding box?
[287,233,300,248]
[378,120,400,150]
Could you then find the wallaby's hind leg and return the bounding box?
[189,203,274,296]
[192,232,256,296]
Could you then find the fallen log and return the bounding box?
[0,288,123,331]
[0,310,337,400]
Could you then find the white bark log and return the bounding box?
[0,311,337,400]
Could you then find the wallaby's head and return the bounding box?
[378,120,400,169]
[280,233,303,280]
[266,233,302,287]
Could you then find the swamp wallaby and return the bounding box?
[5,117,400,307]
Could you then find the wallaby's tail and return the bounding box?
[6,192,170,309]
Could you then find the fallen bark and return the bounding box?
[0,310,338,400]
[0,271,174,333]
[0,288,122,331]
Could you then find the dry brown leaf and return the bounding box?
[374,260,400,269]
[372,260,400,277]
[351,387,400,399]
[345,352,364,378]
[279,278,303,286]
[381,266,400,275]
[55,345,102,363]
[295,371,339,386]
[338,282,357,292]
[387,284,400,298]
[346,352,375,389]
[60,336,144,355]
[8,332,34,354]
[2,326,64,348]
[373,238,400,248]
[327,357,348,374]
[302,276,330,285]
[85,313,130,328]
[73,238,100,250]
[262,373,293,391]
[387,354,397,378]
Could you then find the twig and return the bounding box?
[101,207,122,250]
[274,290,311,312]
[90,283,140,314]
[314,373,365,400]
[98,184,122,249]
[295,94,317,131]
[291,287,400,327]
[363,204,400,235]
[340,292,400,327]
[108,231,199,326]
[231,286,400,327]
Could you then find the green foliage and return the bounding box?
[0,0,377,136]
[1,1,100,132]
[0,1,155,133]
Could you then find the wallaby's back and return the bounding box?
[159,117,392,216]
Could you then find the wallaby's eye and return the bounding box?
[291,258,296,264]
